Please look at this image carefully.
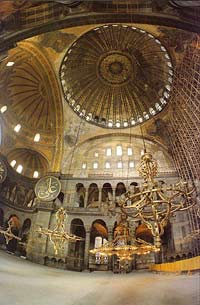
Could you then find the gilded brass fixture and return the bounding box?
[90,217,159,261]
[103,152,195,248]
[35,207,83,256]
[0,219,21,244]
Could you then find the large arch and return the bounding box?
[68,218,86,271]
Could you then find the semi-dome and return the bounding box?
[7,148,49,178]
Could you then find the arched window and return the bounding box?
[90,220,108,250]
[87,183,99,208]
[34,133,40,142]
[127,147,133,156]
[115,182,126,197]
[93,161,98,169]
[10,160,16,167]
[75,183,85,207]
[105,161,111,169]
[16,164,23,174]
[102,183,113,202]
[116,145,122,156]
[117,161,123,169]
[69,219,85,271]
[106,148,112,156]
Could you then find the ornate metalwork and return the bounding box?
[90,217,159,261]
[35,207,83,256]
[0,219,21,244]
[103,152,195,248]
[60,24,173,129]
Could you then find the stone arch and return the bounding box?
[90,219,108,250]
[68,218,86,271]
[6,214,20,253]
[116,182,126,197]
[115,182,126,207]
[75,183,85,207]
[87,183,99,208]
[102,183,113,203]
[135,223,154,244]
[19,218,31,256]
[187,252,193,258]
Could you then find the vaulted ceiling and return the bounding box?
[0,0,199,176]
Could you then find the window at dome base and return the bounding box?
[16,164,23,174]
[33,171,39,178]
[10,160,16,167]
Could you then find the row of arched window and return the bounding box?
[82,160,135,170]
[75,182,139,207]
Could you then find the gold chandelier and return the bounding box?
[0,219,21,244]
[103,151,195,248]
[90,237,160,262]
[90,214,160,262]
[35,207,83,256]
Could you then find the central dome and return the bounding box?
[60,24,173,128]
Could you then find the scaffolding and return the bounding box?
[168,35,200,255]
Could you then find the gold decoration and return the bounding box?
[0,219,21,244]
[35,207,83,256]
[90,217,159,261]
[104,152,195,248]
[60,24,173,129]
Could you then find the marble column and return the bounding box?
[27,201,54,265]
[98,188,102,204]
[112,189,116,203]
[63,193,69,208]
[107,226,113,270]
[84,188,88,208]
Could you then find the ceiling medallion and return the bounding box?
[97,51,133,85]
[60,24,173,129]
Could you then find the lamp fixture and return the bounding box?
[103,151,195,248]
[0,219,21,245]
[90,215,160,261]
[35,207,83,256]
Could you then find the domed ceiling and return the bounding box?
[7,148,49,178]
[0,43,59,133]
[60,24,173,129]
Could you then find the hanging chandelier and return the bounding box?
[0,219,21,244]
[90,215,160,262]
[103,151,196,248]
[35,207,83,256]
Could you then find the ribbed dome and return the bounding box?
[0,45,57,133]
[60,24,173,129]
[7,148,49,178]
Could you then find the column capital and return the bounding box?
[85,225,91,233]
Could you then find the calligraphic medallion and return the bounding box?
[35,176,61,202]
[0,159,7,183]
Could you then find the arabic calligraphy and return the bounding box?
[35,176,61,201]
